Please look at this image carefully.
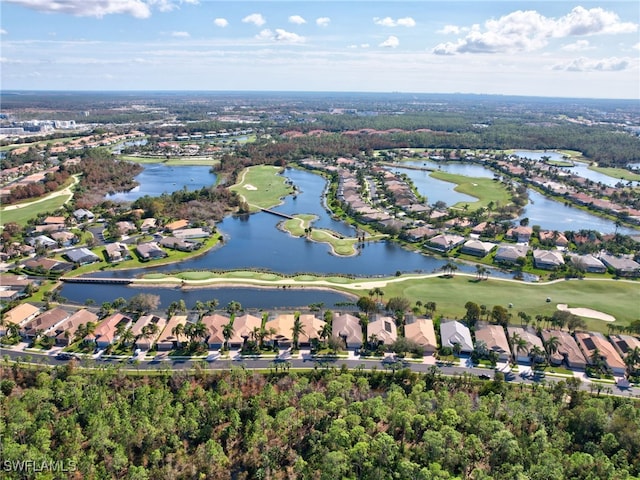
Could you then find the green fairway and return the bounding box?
[589,165,640,182]
[283,214,359,256]
[119,155,220,167]
[230,165,294,210]
[429,171,513,210]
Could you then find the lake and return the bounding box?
[105,164,217,202]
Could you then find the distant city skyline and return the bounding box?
[1,1,639,99]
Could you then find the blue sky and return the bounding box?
[1,1,639,99]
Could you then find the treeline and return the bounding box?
[1,366,638,480]
[67,148,143,207]
[279,116,640,167]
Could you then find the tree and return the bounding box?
[226,301,243,315]
[318,323,332,348]
[425,302,437,318]
[291,312,305,351]
[385,297,411,315]
[543,335,560,364]
[491,305,510,327]
[127,294,160,314]
[356,296,377,315]
[529,345,545,367]
[464,302,480,327]
[120,327,135,347]
[222,321,234,351]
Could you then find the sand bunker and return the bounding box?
[557,304,615,322]
[244,184,257,191]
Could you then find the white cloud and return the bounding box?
[0,29,7,35]
[288,15,306,25]
[256,29,305,44]
[316,17,330,27]
[379,35,399,48]
[561,40,592,52]
[170,31,189,38]
[374,16,415,28]
[242,13,266,27]
[633,42,640,50]
[348,43,370,49]
[438,25,461,35]
[5,0,152,18]
[552,56,630,72]
[213,18,228,28]
[432,7,638,55]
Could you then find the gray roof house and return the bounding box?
[135,242,167,261]
[426,234,465,252]
[600,254,640,276]
[533,249,565,270]
[570,254,606,273]
[494,244,529,264]
[507,326,545,364]
[65,247,100,265]
[461,239,497,257]
[440,320,474,353]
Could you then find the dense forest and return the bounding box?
[1,366,638,480]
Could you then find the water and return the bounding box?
[59,284,356,310]
[392,165,479,206]
[518,189,637,234]
[398,159,495,178]
[512,150,565,161]
[105,164,217,201]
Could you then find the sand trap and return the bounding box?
[557,304,615,322]
[244,184,257,191]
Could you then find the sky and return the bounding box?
[1,0,639,99]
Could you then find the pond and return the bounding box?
[105,164,217,202]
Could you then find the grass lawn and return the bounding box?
[119,155,220,167]
[1,175,79,227]
[230,165,294,211]
[429,171,512,210]
[282,214,359,256]
[589,165,640,182]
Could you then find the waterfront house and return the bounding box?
[86,313,133,349]
[131,314,167,350]
[201,314,230,349]
[105,242,132,262]
[156,315,188,351]
[23,307,70,339]
[426,233,465,253]
[65,247,100,265]
[229,313,263,348]
[52,309,99,346]
[265,314,295,347]
[135,242,167,261]
[461,239,497,257]
[298,313,325,346]
[494,244,529,264]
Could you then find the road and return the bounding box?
[3,347,638,398]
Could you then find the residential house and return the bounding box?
[105,242,131,262]
[160,237,200,252]
[23,258,74,274]
[156,315,188,351]
[73,208,94,222]
[426,233,465,252]
[403,226,437,242]
[43,216,66,226]
[541,329,587,369]
[609,334,640,360]
[507,326,545,364]
[201,314,230,349]
[265,314,295,347]
[533,249,565,270]
[0,289,22,304]
[332,313,363,349]
[136,242,167,261]
[494,244,529,265]
[229,313,262,348]
[475,324,511,362]
[27,235,57,250]
[23,307,70,339]
[440,320,474,354]
[1,303,40,335]
[65,247,100,265]
[140,218,158,232]
[298,313,326,346]
[539,230,569,248]
[50,231,77,247]
[86,313,133,349]
[52,309,99,346]
[164,219,190,232]
[575,331,626,375]
[131,314,167,350]
[367,315,398,346]
[506,226,533,243]
[173,227,210,239]
[404,318,437,354]
[569,254,607,273]
[461,239,497,257]
[600,254,640,276]
[115,221,137,236]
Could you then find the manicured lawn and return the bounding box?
[429,171,513,210]
[283,214,359,256]
[230,165,294,211]
[589,165,640,182]
[1,196,70,226]
[119,155,220,167]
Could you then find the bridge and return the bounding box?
[61,277,132,285]
[260,208,294,220]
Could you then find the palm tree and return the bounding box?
[624,346,640,376]
[172,323,185,345]
[191,321,208,347]
[543,335,560,364]
[120,327,135,347]
[291,313,305,351]
[529,345,545,367]
[222,321,235,351]
[318,323,332,348]
[6,323,20,340]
